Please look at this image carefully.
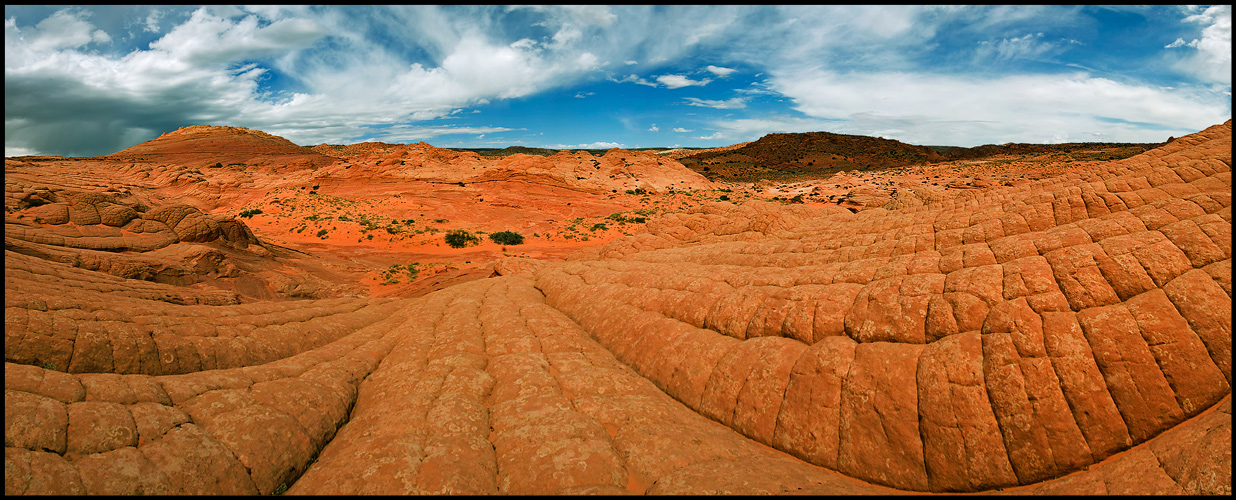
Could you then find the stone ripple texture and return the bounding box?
[4,121,1232,495]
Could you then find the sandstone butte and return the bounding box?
[4,121,1231,495]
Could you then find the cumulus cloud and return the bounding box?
[655,74,711,88]
[18,9,112,51]
[705,65,736,77]
[684,97,749,109]
[1172,5,1231,84]
[147,9,328,66]
[4,6,614,155]
[3,5,1230,155]
[672,127,693,132]
[648,124,659,132]
[1164,37,1196,48]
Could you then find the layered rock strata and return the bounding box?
[5,122,1230,495]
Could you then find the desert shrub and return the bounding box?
[589,223,607,232]
[238,209,262,218]
[789,194,804,203]
[625,187,647,195]
[718,195,730,201]
[444,229,480,248]
[489,231,524,245]
[316,229,328,238]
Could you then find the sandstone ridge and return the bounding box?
[309,141,714,194]
[4,121,1231,495]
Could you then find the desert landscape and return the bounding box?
[4,119,1230,495]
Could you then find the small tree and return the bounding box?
[444,229,480,248]
[489,231,524,245]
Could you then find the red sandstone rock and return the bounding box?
[4,121,1232,495]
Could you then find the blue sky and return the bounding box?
[4,5,1231,156]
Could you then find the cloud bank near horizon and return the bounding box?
[4,5,1231,156]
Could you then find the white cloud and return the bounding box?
[6,5,637,154]
[144,9,164,33]
[672,127,693,132]
[705,65,736,77]
[655,74,711,88]
[511,5,617,28]
[147,9,327,66]
[550,141,624,149]
[4,145,42,157]
[648,124,659,132]
[574,91,594,98]
[19,9,111,51]
[975,32,1059,61]
[1174,5,1231,84]
[694,115,839,142]
[768,68,1230,145]
[366,125,517,143]
[1164,37,1196,48]
[684,97,749,109]
[612,74,657,86]
[4,5,1231,155]
[548,24,582,51]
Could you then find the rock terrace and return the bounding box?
[5,121,1231,495]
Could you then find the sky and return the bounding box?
[4,5,1232,157]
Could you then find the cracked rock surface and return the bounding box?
[5,121,1231,495]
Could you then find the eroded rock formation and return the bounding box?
[309,141,714,195]
[5,122,1231,495]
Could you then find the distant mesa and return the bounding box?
[680,130,1163,181]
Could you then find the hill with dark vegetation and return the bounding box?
[680,130,1163,181]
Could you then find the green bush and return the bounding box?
[238,208,262,218]
[489,230,524,245]
[444,229,481,248]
